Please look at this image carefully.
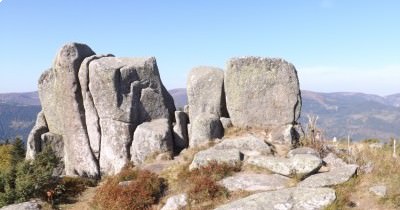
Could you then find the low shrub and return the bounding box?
[93,166,166,210]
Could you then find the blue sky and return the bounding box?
[0,0,399,95]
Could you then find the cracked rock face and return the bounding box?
[26,43,176,177]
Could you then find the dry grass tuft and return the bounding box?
[92,165,166,210]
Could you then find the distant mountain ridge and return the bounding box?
[0,89,399,142]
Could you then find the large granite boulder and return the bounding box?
[189,114,223,147]
[225,57,302,144]
[187,66,227,121]
[27,43,176,177]
[130,119,174,165]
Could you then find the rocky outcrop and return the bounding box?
[225,57,301,144]
[215,187,336,210]
[26,43,176,177]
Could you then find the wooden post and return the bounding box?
[393,139,397,158]
[347,134,351,155]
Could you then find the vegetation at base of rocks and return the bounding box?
[52,176,97,205]
[186,161,241,203]
[0,141,60,207]
[92,164,166,210]
[325,177,360,210]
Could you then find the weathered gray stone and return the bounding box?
[246,155,292,176]
[78,54,113,159]
[26,111,48,160]
[190,114,223,147]
[187,66,227,121]
[369,185,387,197]
[161,194,188,210]
[189,148,241,170]
[38,43,99,178]
[214,187,336,210]
[290,154,322,176]
[219,172,290,192]
[288,147,319,158]
[0,200,42,210]
[299,164,358,187]
[220,117,232,130]
[173,111,189,151]
[131,119,173,165]
[323,153,347,168]
[225,57,301,144]
[245,154,322,177]
[88,56,175,175]
[100,119,134,175]
[213,134,272,157]
[225,57,301,127]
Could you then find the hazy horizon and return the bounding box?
[1,0,399,95]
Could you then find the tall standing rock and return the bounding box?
[187,66,227,121]
[187,66,227,146]
[225,57,302,144]
[38,43,99,177]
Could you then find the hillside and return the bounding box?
[169,88,400,141]
[0,89,399,142]
[0,92,41,142]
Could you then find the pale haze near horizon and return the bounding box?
[0,0,399,96]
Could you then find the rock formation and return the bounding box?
[26,43,176,177]
[186,56,302,147]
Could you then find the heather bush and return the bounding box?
[93,165,166,210]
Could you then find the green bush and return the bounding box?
[0,144,60,207]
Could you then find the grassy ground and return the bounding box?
[308,140,400,210]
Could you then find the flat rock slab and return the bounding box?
[299,164,358,188]
[369,185,387,197]
[213,134,272,156]
[218,172,291,192]
[214,187,336,210]
[246,154,322,177]
[189,148,241,170]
